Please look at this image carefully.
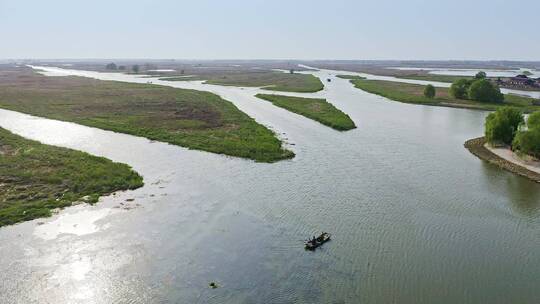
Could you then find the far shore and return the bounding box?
[348,78,540,112]
[464,137,540,183]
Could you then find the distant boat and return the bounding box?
[305,232,331,251]
[327,78,332,82]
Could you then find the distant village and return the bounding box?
[496,74,540,89]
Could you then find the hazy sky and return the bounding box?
[1,0,538,60]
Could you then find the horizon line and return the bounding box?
[2,58,540,63]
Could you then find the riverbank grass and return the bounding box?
[256,94,356,131]
[160,72,324,93]
[397,74,472,83]
[336,75,366,80]
[0,127,143,227]
[350,79,539,112]
[0,68,293,162]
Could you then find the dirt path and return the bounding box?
[487,145,540,174]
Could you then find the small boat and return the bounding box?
[304,232,331,251]
[327,78,332,82]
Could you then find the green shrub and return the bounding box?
[485,107,523,145]
[423,84,436,98]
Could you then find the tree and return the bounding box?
[289,69,294,74]
[475,71,487,79]
[485,107,523,145]
[105,62,117,70]
[423,84,436,98]
[450,78,473,99]
[512,111,540,158]
[468,79,504,103]
[132,65,140,73]
[513,129,540,159]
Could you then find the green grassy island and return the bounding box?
[349,78,539,112]
[160,72,324,93]
[255,94,356,131]
[0,68,293,162]
[336,75,366,80]
[0,127,143,227]
[396,74,472,83]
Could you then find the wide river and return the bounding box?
[0,67,539,304]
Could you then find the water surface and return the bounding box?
[0,67,538,304]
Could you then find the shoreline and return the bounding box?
[349,78,539,113]
[464,137,540,183]
[397,75,540,92]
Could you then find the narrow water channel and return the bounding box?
[0,67,538,304]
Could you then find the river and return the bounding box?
[0,66,538,304]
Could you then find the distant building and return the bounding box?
[508,74,535,86]
[494,74,540,88]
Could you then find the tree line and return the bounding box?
[449,72,503,103]
[105,62,139,73]
[422,71,504,103]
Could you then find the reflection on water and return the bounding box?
[479,162,540,217]
[0,67,538,304]
[33,207,119,240]
[505,177,540,216]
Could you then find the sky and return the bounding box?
[1,0,539,61]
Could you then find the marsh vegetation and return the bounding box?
[160,71,324,93]
[255,94,356,131]
[0,68,293,162]
[0,127,143,227]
